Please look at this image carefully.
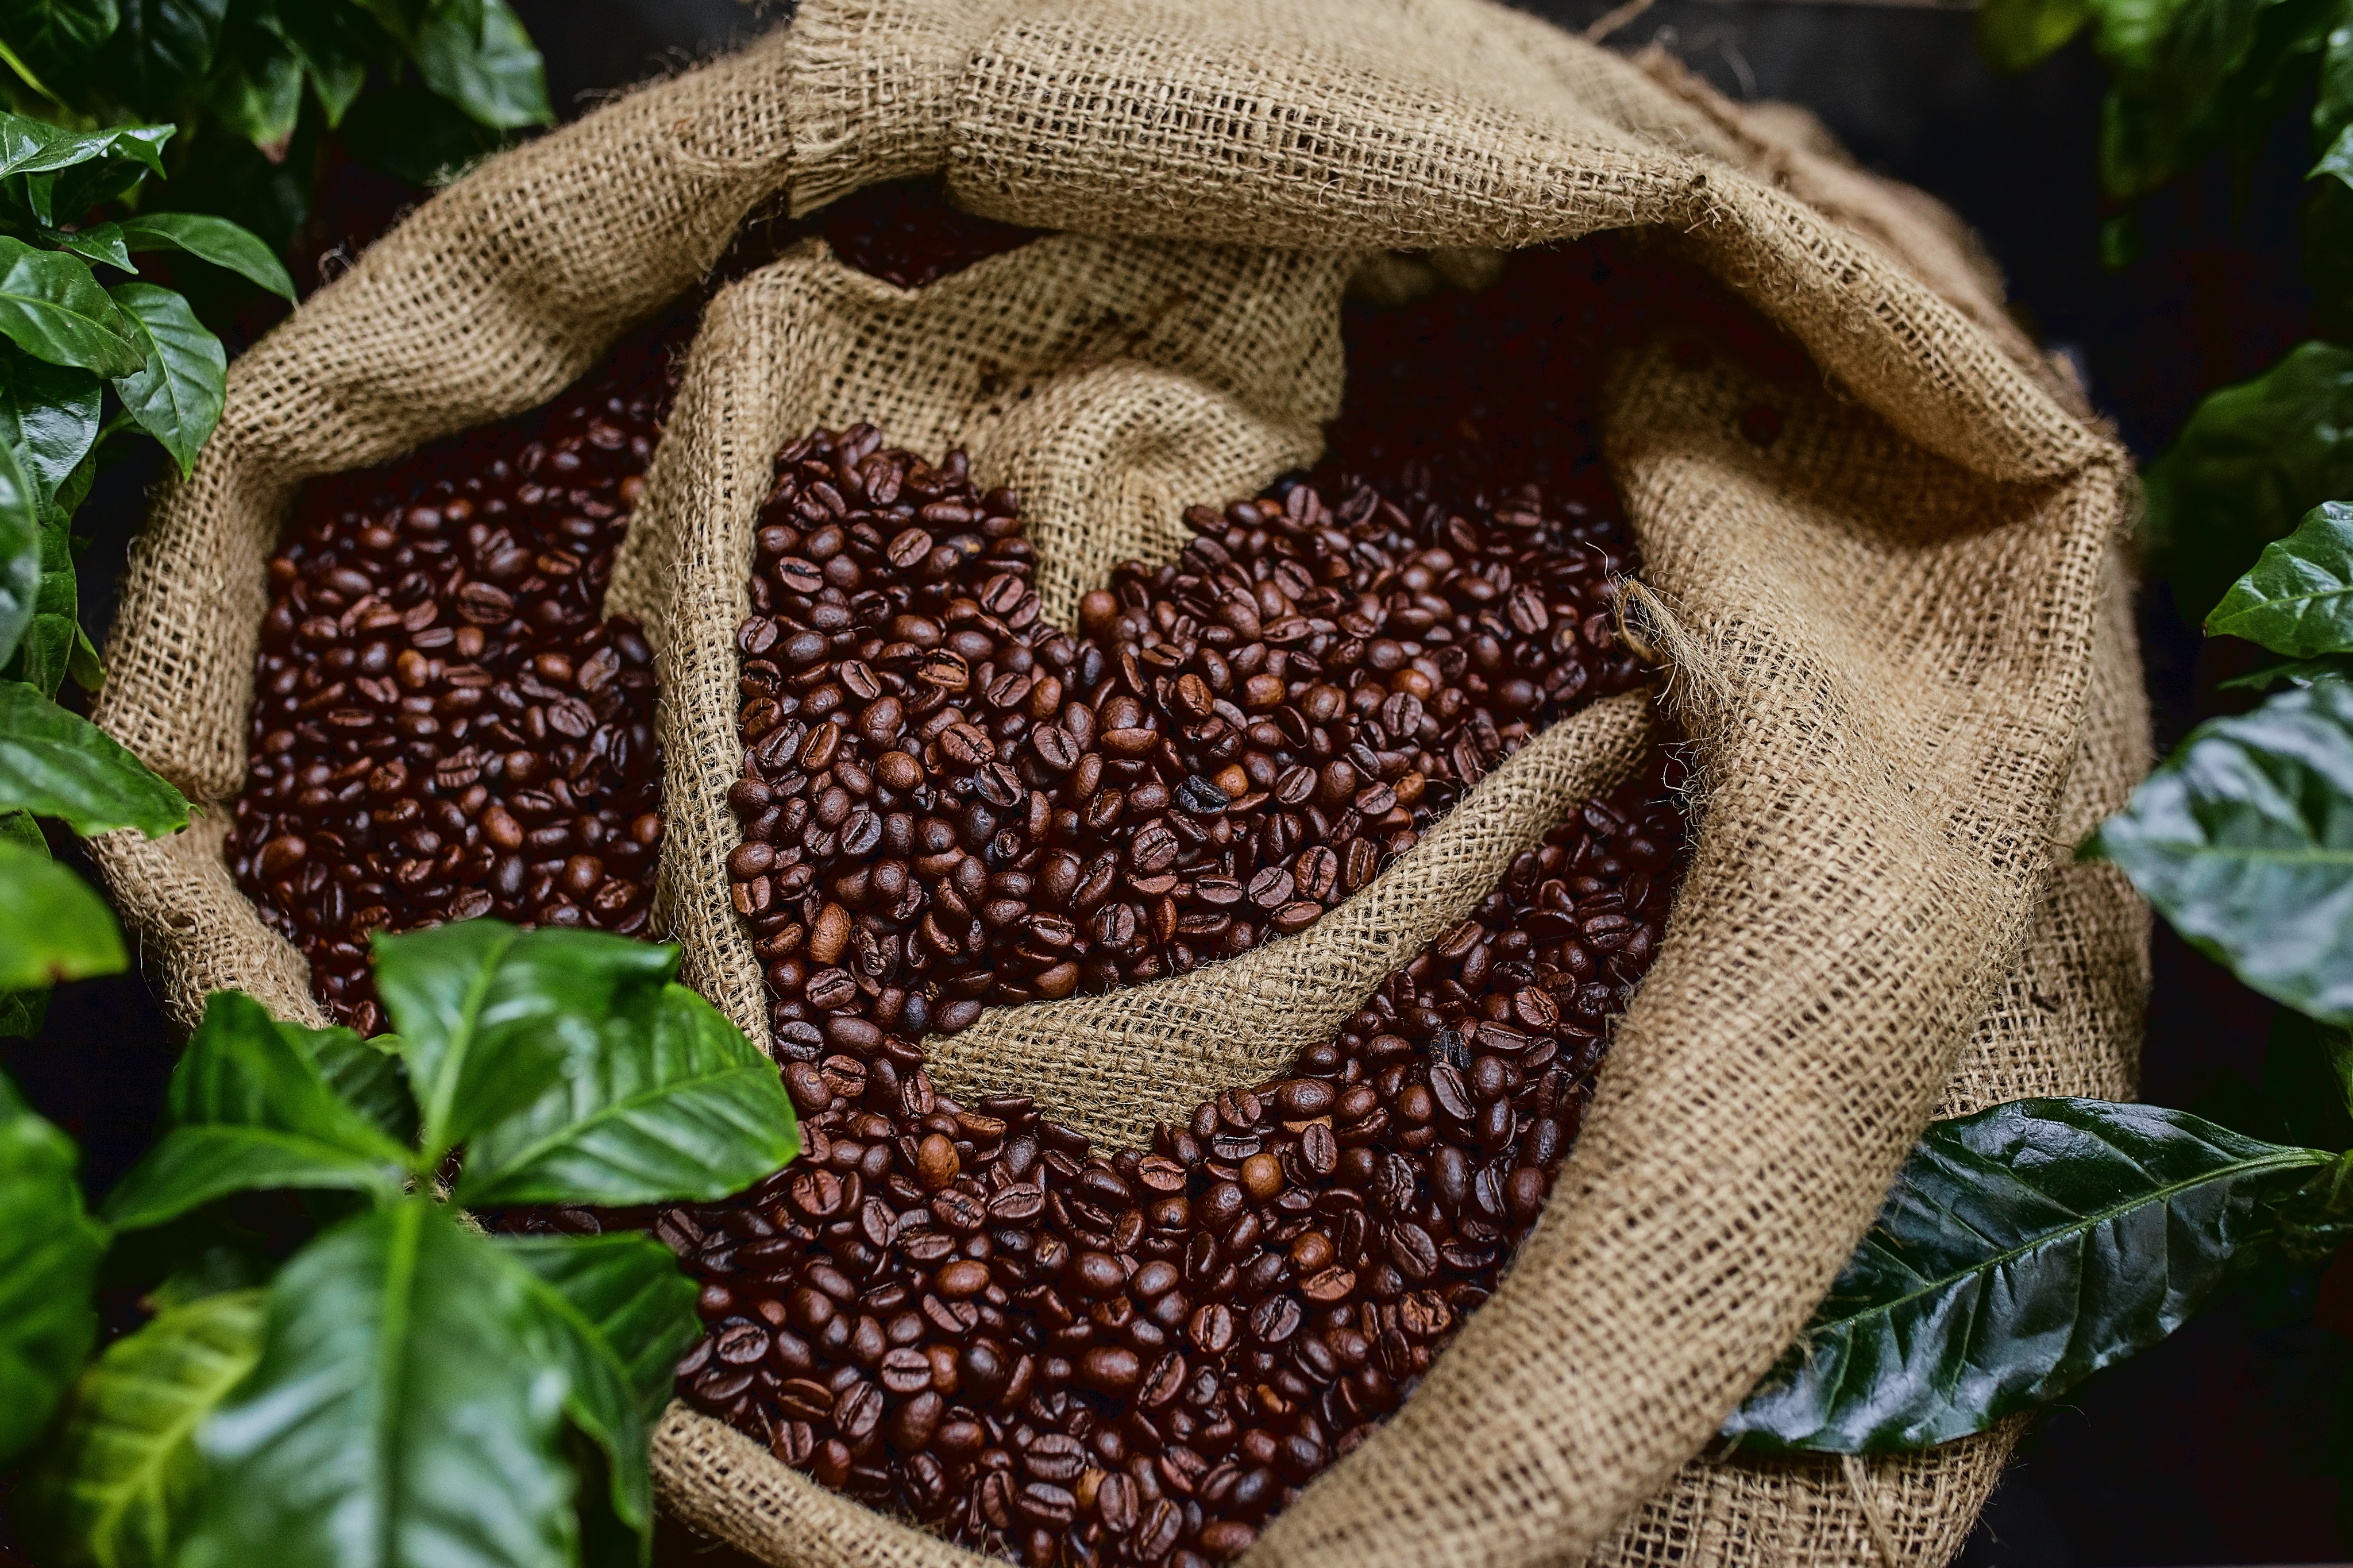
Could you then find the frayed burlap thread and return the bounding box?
[84,27,805,1036]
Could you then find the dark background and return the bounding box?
[6,1,2336,1563]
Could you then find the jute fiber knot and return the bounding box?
[84,2,2148,1566]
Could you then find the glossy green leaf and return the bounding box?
[0,347,103,505]
[0,0,121,98]
[117,213,294,301]
[2095,0,2341,206]
[458,982,799,1207]
[2208,501,2353,655]
[290,1025,416,1148]
[0,836,124,990]
[2084,676,2353,1021]
[0,1067,107,1465]
[203,38,301,157]
[2144,341,2353,625]
[18,1289,264,1568]
[493,1233,701,1541]
[2219,652,2353,690]
[1977,0,2090,73]
[7,505,83,697]
[103,991,412,1230]
[0,238,138,376]
[44,222,133,273]
[0,679,187,834]
[106,282,224,476]
[0,805,46,1031]
[2317,120,2353,191]
[101,0,225,111]
[412,0,549,131]
[1726,1099,2332,1453]
[182,1199,578,1568]
[0,432,34,669]
[35,129,171,231]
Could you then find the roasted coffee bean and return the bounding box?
[229,315,682,1031]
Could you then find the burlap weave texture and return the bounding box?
[79,2,2148,1565]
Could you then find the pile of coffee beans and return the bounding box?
[726,424,1646,1047]
[228,316,688,1034]
[669,756,1682,1566]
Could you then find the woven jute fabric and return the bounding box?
[83,27,806,1030]
[82,1,2148,1564]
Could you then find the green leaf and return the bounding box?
[0,1067,107,1466]
[1977,0,2091,73]
[0,805,45,1030]
[0,836,123,990]
[101,0,225,113]
[0,432,34,668]
[7,504,84,697]
[2144,341,2353,625]
[115,213,292,301]
[412,0,549,131]
[17,1289,265,1568]
[202,36,300,157]
[372,920,678,1160]
[2217,652,2353,691]
[181,1200,578,1568]
[2316,119,2353,190]
[459,981,798,1207]
[0,346,101,503]
[0,237,138,375]
[292,1026,418,1148]
[0,0,121,98]
[2208,501,2353,655]
[492,1233,701,1543]
[2085,675,2353,1022]
[0,678,186,834]
[43,221,131,273]
[68,619,101,690]
[103,991,412,1230]
[2095,0,2342,206]
[1724,1098,2332,1453]
[106,281,223,474]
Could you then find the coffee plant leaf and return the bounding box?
[44,222,132,272]
[117,213,292,300]
[411,0,549,131]
[1725,1099,2331,1453]
[2145,340,2353,625]
[0,678,187,835]
[284,1022,416,1148]
[0,346,102,504]
[492,1233,702,1541]
[371,920,678,1158]
[2,504,77,696]
[2219,652,2353,690]
[0,1067,107,1465]
[106,281,224,476]
[457,981,799,1207]
[0,0,121,100]
[101,0,224,111]
[18,1288,264,1568]
[181,1199,578,1568]
[2317,17,2353,149]
[0,837,123,991]
[1977,0,2091,72]
[2097,0,2341,204]
[0,434,35,669]
[104,991,412,1230]
[2084,676,2353,1021]
[2208,501,2353,655]
[0,239,140,376]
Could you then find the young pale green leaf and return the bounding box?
[1725,1099,2331,1453]
[2084,677,2353,1022]
[103,991,412,1230]
[17,1289,265,1568]
[412,0,549,131]
[0,345,103,503]
[492,1233,701,1542]
[181,1200,579,1568]
[1976,0,2090,73]
[0,239,141,376]
[106,282,225,476]
[0,434,34,668]
[0,836,124,990]
[2208,502,2353,655]
[0,679,187,835]
[373,920,678,1160]
[457,982,799,1207]
[0,1067,108,1466]
[2145,341,2353,624]
[116,213,294,301]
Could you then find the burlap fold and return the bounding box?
[86,2,2147,1565]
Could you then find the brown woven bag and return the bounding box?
[84,3,2147,1565]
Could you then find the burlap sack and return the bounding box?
[80,1,2148,1564]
